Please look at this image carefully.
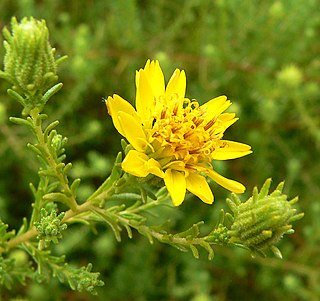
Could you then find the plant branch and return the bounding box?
[29,109,78,211]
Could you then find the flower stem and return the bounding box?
[29,108,78,211]
[0,201,93,254]
[0,171,121,255]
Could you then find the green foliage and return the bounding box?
[0,1,318,300]
[0,220,15,251]
[0,256,32,290]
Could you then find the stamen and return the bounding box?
[184,131,193,139]
[189,148,200,154]
[173,104,179,115]
[204,117,217,130]
[161,109,167,119]
[220,141,228,148]
[172,125,181,133]
[194,118,204,127]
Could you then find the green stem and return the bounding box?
[0,201,93,254]
[107,209,216,249]
[0,171,121,255]
[129,200,160,213]
[30,109,78,210]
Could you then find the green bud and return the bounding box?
[69,263,104,295]
[51,132,67,155]
[1,17,64,113]
[35,208,67,249]
[206,224,230,244]
[227,179,304,257]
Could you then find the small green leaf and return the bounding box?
[41,83,63,104]
[44,120,59,139]
[70,178,81,195]
[9,116,32,127]
[189,245,199,259]
[7,89,26,106]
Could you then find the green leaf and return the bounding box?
[189,245,199,259]
[44,120,59,140]
[41,83,63,105]
[91,209,122,242]
[9,116,32,127]
[7,89,26,106]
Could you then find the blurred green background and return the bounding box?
[0,0,319,300]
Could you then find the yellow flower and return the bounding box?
[106,60,252,206]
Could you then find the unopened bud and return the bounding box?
[35,208,67,249]
[2,17,57,95]
[227,179,304,257]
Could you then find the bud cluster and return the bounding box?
[35,208,67,249]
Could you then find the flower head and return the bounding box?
[106,60,252,206]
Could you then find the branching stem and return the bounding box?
[30,109,78,211]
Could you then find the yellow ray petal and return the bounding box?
[146,158,164,178]
[143,60,165,99]
[118,111,147,152]
[186,173,214,204]
[211,140,252,160]
[166,69,186,101]
[218,113,238,130]
[220,117,239,131]
[122,150,164,178]
[106,95,139,137]
[135,69,155,122]
[164,169,186,206]
[122,150,150,177]
[135,60,151,88]
[219,113,236,122]
[207,169,246,193]
[201,96,231,119]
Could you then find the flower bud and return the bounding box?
[1,17,61,113]
[35,208,67,249]
[227,179,304,257]
[51,131,67,155]
[2,17,58,93]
